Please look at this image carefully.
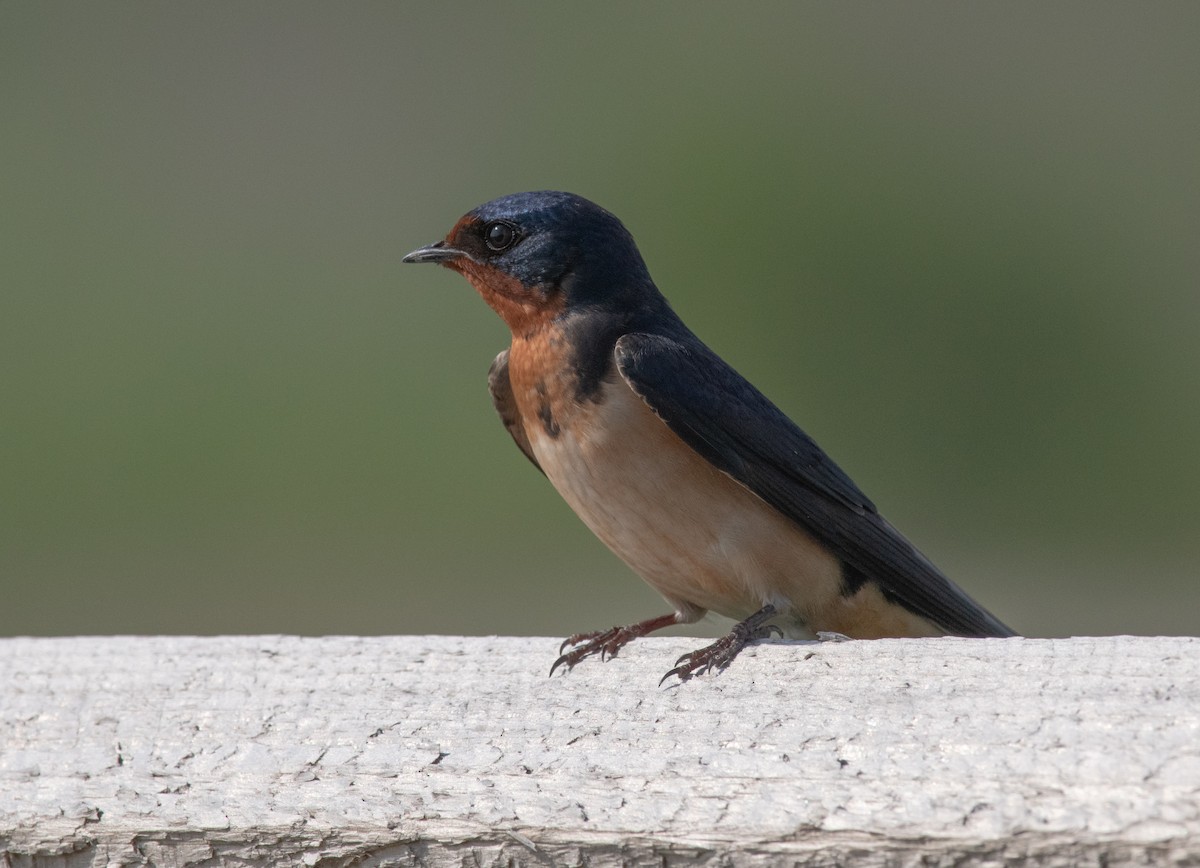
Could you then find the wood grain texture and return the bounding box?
[1,635,1198,867]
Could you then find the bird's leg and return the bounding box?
[551,612,680,676]
[660,604,783,685]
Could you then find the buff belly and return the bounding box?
[523,373,850,634]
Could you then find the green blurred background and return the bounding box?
[2,4,1197,640]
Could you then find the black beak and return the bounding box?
[402,240,465,264]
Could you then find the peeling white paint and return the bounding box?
[1,635,1198,866]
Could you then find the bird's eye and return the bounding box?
[483,221,518,252]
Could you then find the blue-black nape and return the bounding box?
[466,191,654,298]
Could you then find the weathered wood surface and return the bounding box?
[1,634,1198,867]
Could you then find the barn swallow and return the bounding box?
[403,191,1016,683]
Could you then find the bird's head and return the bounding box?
[403,191,658,335]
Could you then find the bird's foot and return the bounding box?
[551,626,625,675]
[550,612,678,676]
[660,604,782,685]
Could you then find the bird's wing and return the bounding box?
[488,349,544,474]
[614,332,1015,637]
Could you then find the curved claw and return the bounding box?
[549,653,572,677]
[659,664,693,687]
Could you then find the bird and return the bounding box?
[403,191,1015,683]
